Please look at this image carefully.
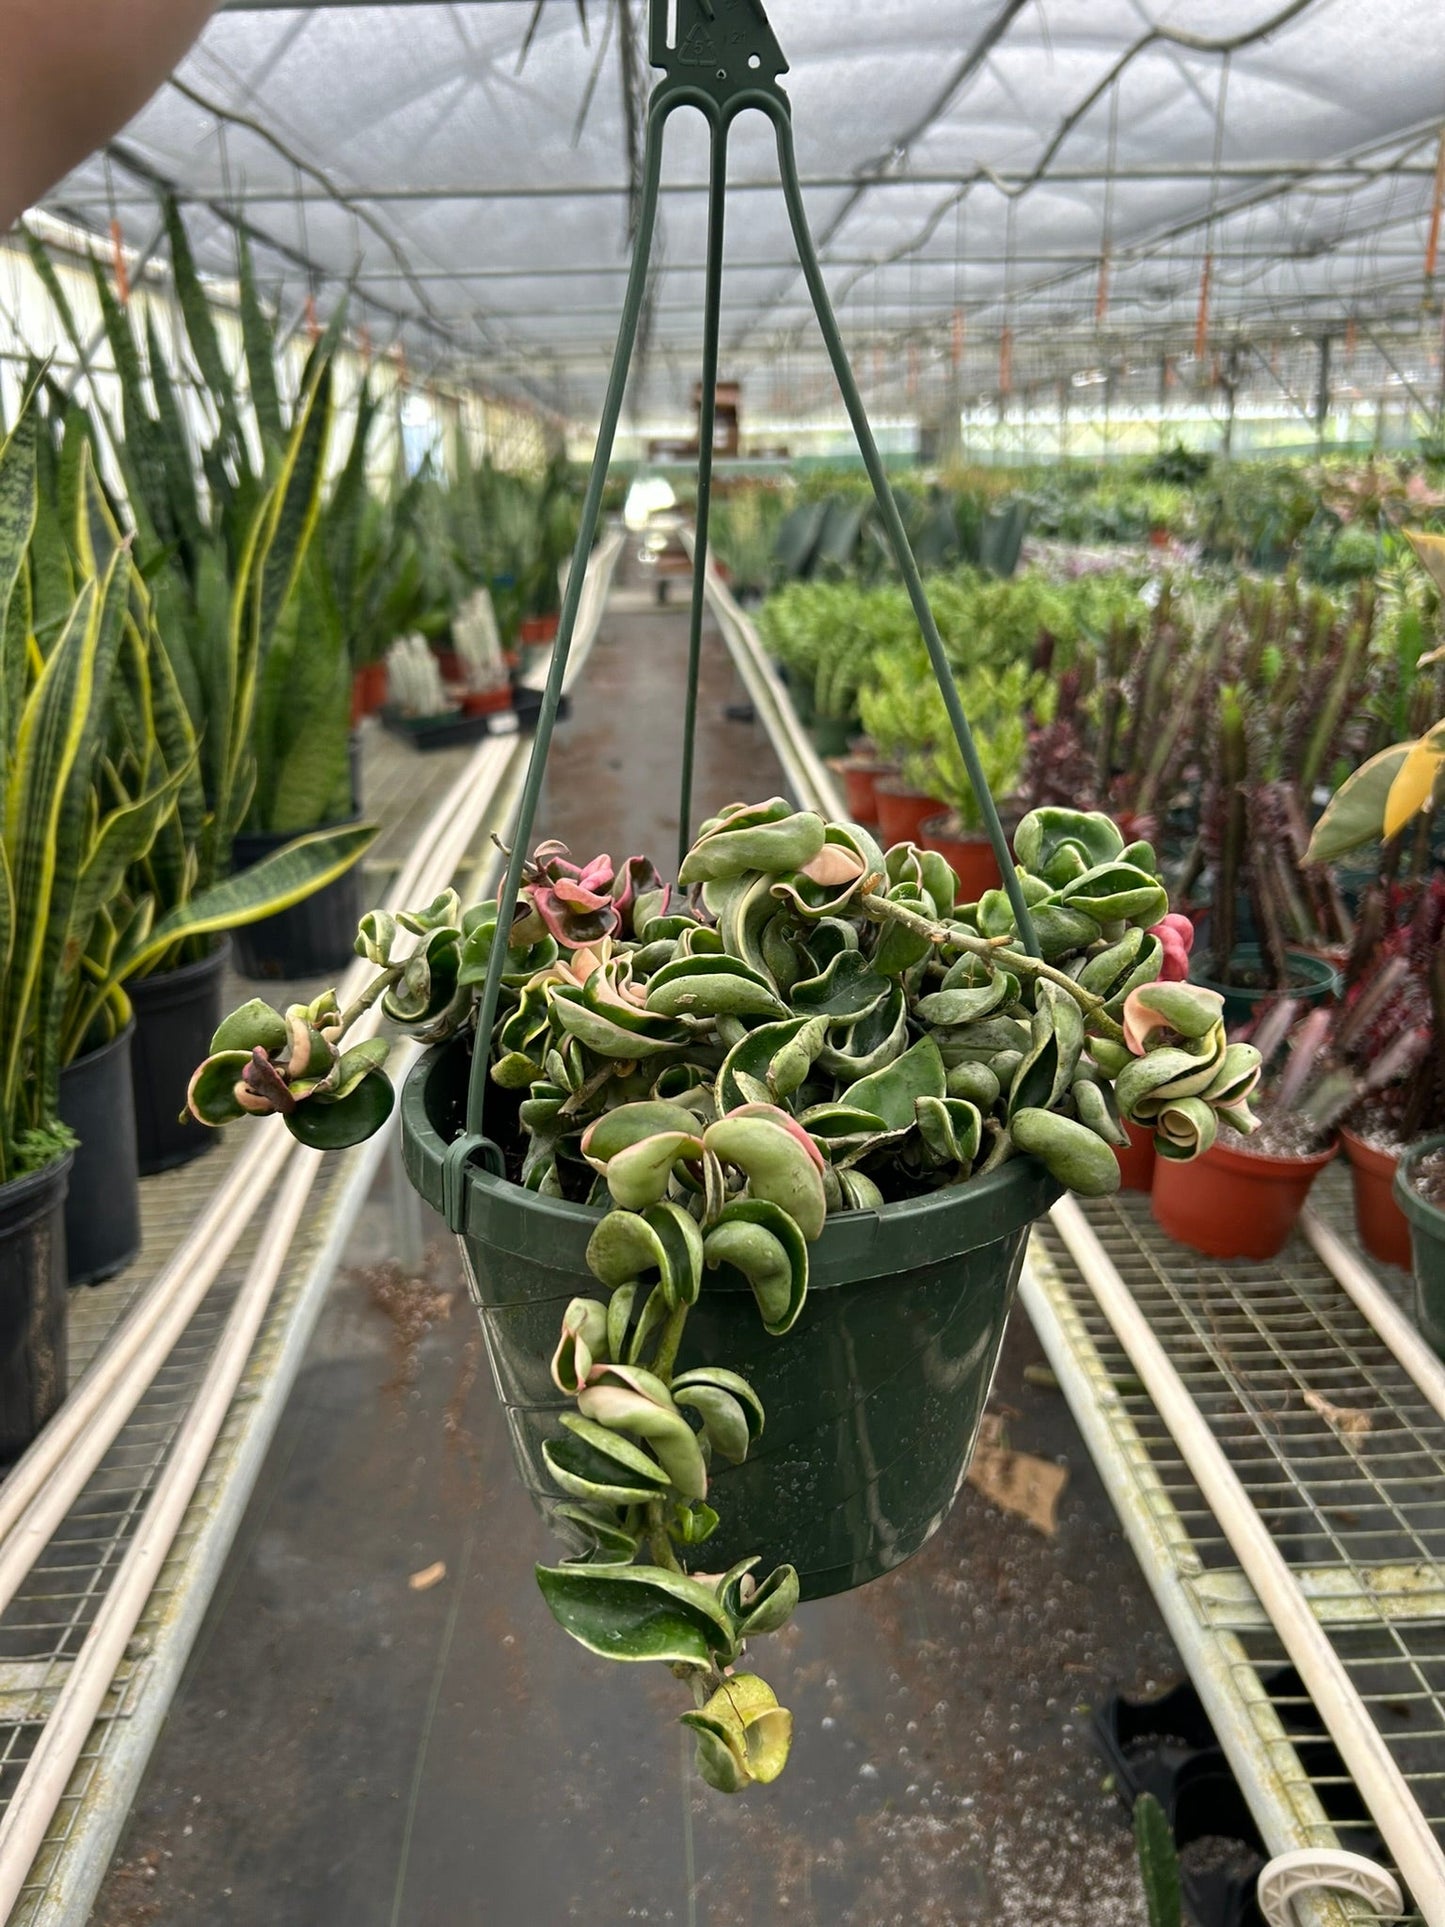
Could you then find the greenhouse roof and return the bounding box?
[35,0,1445,426]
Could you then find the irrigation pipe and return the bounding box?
[0,535,621,1909]
[1050,1194,1445,1923]
[0,532,620,1617]
[1298,1205,1445,1430]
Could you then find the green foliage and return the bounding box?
[1133,1794,1182,1927]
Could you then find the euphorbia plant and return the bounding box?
[187,798,1257,1787]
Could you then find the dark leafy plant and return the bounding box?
[187,798,1257,1786]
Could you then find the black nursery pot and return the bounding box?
[58,1019,142,1285]
[126,940,230,1176]
[0,1153,72,1458]
[230,822,365,980]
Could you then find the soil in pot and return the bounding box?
[1116,1118,1157,1194]
[401,1037,1061,1599]
[58,1021,141,1286]
[0,1153,71,1458]
[874,778,947,851]
[126,939,229,1175]
[919,813,1003,901]
[231,823,366,979]
[1188,944,1340,1030]
[1395,1139,1445,1356]
[1152,1119,1336,1262]
[1340,1127,1411,1270]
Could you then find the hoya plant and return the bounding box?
[188,798,1258,1788]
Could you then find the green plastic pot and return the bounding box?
[1188,945,1339,1029]
[808,714,855,759]
[1395,1136,1445,1358]
[401,1037,1061,1600]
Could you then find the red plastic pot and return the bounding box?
[1151,1134,1337,1262]
[1116,1119,1157,1194]
[519,613,560,647]
[874,779,946,850]
[830,757,894,826]
[350,662,388,723]
[1341,1129,1411,1270]
[920,813,1003,900]
[460,685,514,718]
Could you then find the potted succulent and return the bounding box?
[856,647,950,847]
[188,797,1255,1787]
[915,659,1053,900]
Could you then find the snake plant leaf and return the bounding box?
[704,1109,827,1240]
[284,1066,395,1149]
[841,1034,946,1130]
[186,1050,255,1126]
[552,1297,611,1395]
[678,799,825,886]
[644,953,788,1021]
[704,1198,810,1335]
[576,1365,709,1500]
[536,1562,737,1666]
[916,1095,983,1167]
[1008,983,1085,1118]
[163,196,244,463]
[236,229,283,446]
[1013,807,1125,887]
[121,823,378,984]
[210,998,288,1055]
[790,948,890,1023]
[543,1415,671,1506]
[1009,1107,1121,1196]
[550,1503,640,1561]
[581,1100,705,1168]
[681,1675,793,1790]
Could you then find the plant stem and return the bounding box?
[647,1499,683,1573]
[336,962,406,1034]
[651,1300,690,1384]
[859,891,1124,1041]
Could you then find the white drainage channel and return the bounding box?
[0,531,622,1925]
[702,547,1441,1926]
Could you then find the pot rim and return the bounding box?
[1188,944,1340,998]
[1339,1125,1404,1176]
[919,811,990,846]
[400,1039,1061,1289]
[0,1147,74,1224]
[123,932,232,998]
[1394,1133,1445,1229]
[59,1014,137,1081]
[1159,1132,1338,1181]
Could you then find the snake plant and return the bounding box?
[188,795,1257,1788]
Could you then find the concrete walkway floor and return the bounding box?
[94,559,1177,1927]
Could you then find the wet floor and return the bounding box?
[94,553,1178,1926]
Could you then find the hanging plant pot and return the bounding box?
[1395,1137,1445,1357]
[919,813,1004,901]
[58,1020,141,1286]
[0,1153,72,1459]
[126,940,230,1175]
[874,778,947,850]
[1152,1133,1336,1262]
[1188,944,1339,1030]
[807,714,854,759]
[1116,1119,1158,1194]
[231,823,367,980]
[401,1037,1061,1599]
[1340,1129,1410,1271]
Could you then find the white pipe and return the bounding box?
[1299,1206,1445,1429]
[1049,1195,1445,1924]
[0,531,624,1907]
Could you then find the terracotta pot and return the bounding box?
[1341,1129,1411,1270]
[1116,1119,1157,1195]
[919,814,1003,900]
[874,779,946,850]
[519,613,560,647]
[829,757,894,826]
[1151,1134,1337,1262]
[350,661,387,724]
[460,685,514,718]
[434,648,464,683]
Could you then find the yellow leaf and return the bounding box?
[1383,736,1444,840]
[1405,528,1445,598]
